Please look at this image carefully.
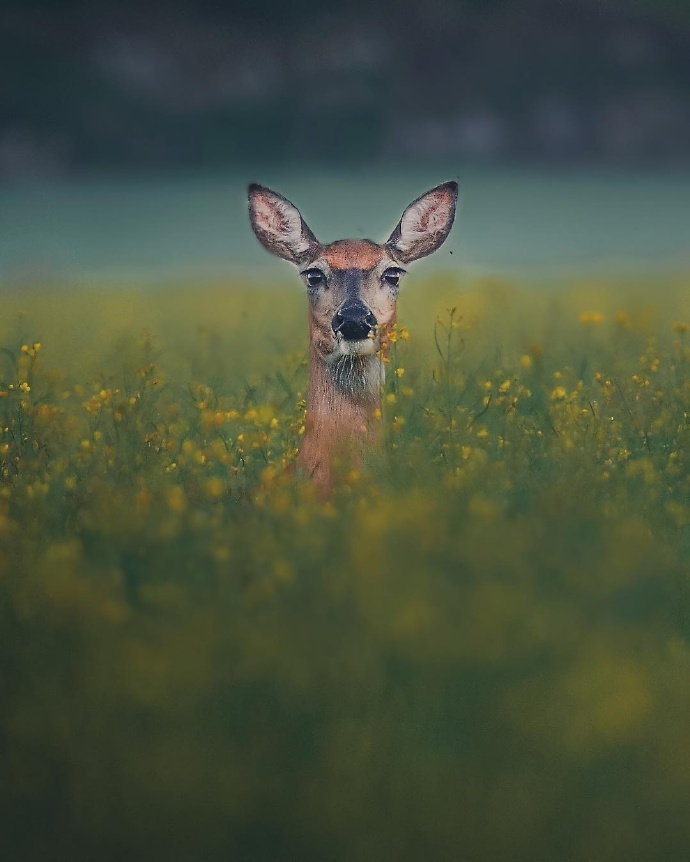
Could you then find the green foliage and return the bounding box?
[3,274,690,861]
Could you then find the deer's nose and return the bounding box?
[332,301,377,341]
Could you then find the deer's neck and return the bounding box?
[297,339,383,487]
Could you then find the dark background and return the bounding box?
[2,0,689,178]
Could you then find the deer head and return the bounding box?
[248,182,458,394]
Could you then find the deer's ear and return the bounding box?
[248,184,320,264]
[385,181,458,264]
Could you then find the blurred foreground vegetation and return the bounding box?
[3,272,690,861]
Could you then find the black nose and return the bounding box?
[332,301,377,341]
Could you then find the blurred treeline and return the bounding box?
[1,0,689,177]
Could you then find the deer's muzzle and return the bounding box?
[332,300,377,342]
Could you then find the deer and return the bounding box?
[247,181,458,489]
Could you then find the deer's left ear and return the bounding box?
[385,181,458,264]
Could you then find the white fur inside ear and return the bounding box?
[254,195,312,256]
[396,192,451,254]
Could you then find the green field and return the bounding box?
[3,272,690,861]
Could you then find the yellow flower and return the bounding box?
[200,410,227,431]
[167,486,187,513]
[551,386,567,400]
[205,477,225,499]
[579,311,604,326]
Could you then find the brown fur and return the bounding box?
[297,335,384,490]
[321,240,385,271]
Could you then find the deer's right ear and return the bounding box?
[248,184,320,265]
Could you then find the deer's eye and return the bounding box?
[303,269,326,290]
[382,268,405,288]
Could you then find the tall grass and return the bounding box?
[2,272,690,861]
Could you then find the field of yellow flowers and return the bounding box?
[3,271,690,861]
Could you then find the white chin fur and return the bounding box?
[336,338,378,357]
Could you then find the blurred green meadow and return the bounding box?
[4,271,690,861]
